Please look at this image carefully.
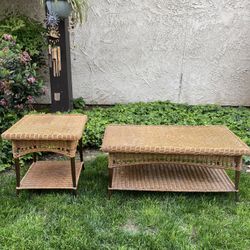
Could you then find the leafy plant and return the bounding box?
[68,0,87,24]
[0,35,45,170]
[73,97,85,111]
[82,102,250,149]
[0,35,45,112]
[0,14,46,64]
[42,0,87,25]
[0,110,21,169]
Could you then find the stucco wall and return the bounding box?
[1,1,250,105]
[72,0,250,105]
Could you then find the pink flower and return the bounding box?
[20,51,31,64]
[27,76,36,84]
[3,34,13,41]
[4,89,13,96]
[14,104,24,110]
[0,81,5,91]
[27,95,35,104]
[41,86,49,95]
[0,98,7,107]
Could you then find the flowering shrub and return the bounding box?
[0,14,46,65]
[0,34,45,112]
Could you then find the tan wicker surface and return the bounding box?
[109,152,239,170]
[102,125,250,156]
[104,125,245,197]
[1,114,87,158]
[110,164,235,192]
[17,161,83,190]
[2,114,88,141]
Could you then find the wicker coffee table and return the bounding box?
[1,114,88,195]
[101,125,250,200]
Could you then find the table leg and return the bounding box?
[79,139,83,162]
[33,153,37,163]
[79,138,84,170]
[234,156,242,202]
[235,171,240,202]
[108,168,113,199]
[14,158,20,196]
[71,157,77,195]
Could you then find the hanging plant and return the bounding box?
[42,0,87,78]
[41,0,87,26]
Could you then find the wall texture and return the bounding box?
[1,0,250,105]
[72,0,250,105]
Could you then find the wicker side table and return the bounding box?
[101,125,250,201]
[1,114,88,195]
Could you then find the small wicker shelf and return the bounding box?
[17,161,83,190]
[109,164,236,193]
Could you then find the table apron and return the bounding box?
[108,153,242,171]
[12,140,79,158]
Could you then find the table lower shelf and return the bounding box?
[109,164,236,192]
[17,161,83,190]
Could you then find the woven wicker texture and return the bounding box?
[18,161,83,190]
[110,164,236,192]
[12,140,79,158]
[102,125,250,156]
[109,152,239,170]
[2,114,88,141]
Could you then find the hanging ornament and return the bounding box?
[45,11,59,27]
[45,6,62,77]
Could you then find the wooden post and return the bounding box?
[49,18,73,112]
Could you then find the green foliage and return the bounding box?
[73,97,85,111]
[83,102,250,148]
[0,111,21,169]
[0,14,46,64]
[0,35,44,112]
[0,35,45,169]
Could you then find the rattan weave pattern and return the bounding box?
[12,140,79,158]
[1,114,88,141]
[102,125,250,156]
[110,164,236,192]
[109,153,239,170]
[17,161,83,190]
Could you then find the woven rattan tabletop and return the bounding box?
[101,125,250,156]
[1,114,88,141]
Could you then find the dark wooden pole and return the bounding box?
[44,0,74,112]
[48,18,73,112]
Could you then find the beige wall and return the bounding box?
[1,0,250,105]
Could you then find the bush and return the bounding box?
[0,14,46,64]
[83,102,250,148]
[0,34,45,170]
[0,34,44,112]
[0,111,21,170]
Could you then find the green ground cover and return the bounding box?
[83,102,250,149]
